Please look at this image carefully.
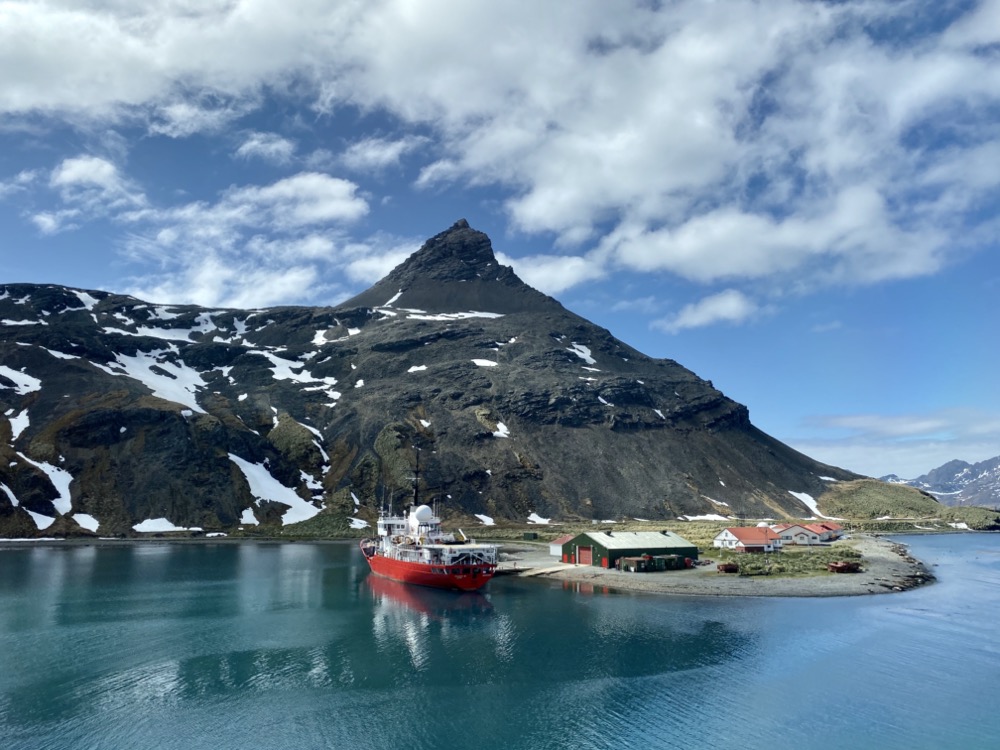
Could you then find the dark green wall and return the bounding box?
[561,534,699,567]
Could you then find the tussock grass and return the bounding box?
[712,543,863,577]
[818,479,941,519]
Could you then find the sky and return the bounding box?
[1,0,999,479]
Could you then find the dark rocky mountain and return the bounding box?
[882,456,1000,508]
[1,220,858,538]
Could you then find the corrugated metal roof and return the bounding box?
[581,530,696,550]
[550,534,576,545]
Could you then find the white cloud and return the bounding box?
[235,131,296,164]
[0,169,38,199]
[0,1,997,322]
[610,296,663,315]
[498,251,606,295]
[0,1,351,119]
[51,155,124,191]
[50,154,143,203]
[341,135,428,171]
[118,172,369,306]
[25,155,145,233]
[343,242,417,285]
[221,173,368,229]
[603,183,946,287]
[243,233,335,261]
[791,407,1000,479]
[813,414,955,440]
[132,251,322,309]
[149,99,258,138]
[30,209,80,235]
[653,289,758,333]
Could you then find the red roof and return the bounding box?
[724,527,781,543]
[775,524,812,534]
[551,534,576,545]
[803,524,831,534]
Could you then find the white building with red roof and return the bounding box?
[803,523,841,542]
[771,523,823,545]
[713,527,783,553]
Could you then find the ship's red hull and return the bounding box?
[362,546,495,591]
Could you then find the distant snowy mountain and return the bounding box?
[881,456,1000,508]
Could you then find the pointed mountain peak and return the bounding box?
[395,219,500,282]
[339,221,561,315]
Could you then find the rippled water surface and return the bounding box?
[1,534,998,749]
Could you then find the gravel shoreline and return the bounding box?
[500,534,936,597]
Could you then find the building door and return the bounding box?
[578,546,593,565]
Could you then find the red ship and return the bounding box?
[360,503,498,591]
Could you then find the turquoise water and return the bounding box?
[1,535,998,750]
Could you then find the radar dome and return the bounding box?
[413,505,434,522]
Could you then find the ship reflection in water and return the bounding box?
[367,575,494,618]
[367,576,498,671]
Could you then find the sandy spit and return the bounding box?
[498,534,935,598]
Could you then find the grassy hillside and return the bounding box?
[817,479,1000,531]
[818,480,942,518]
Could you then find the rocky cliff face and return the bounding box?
[0,220,857,537]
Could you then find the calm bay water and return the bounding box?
[1,534,998,750]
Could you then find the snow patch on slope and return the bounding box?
[566,343,596,364]
[73,513,99,532]
[92,348,206,413]
[788,490,842,520]
[0,366,42,395]
[133,518,201,533]
[229,454,320,525]
[1,482,18,507]
[18,454,73,514]
[9,409,29,439]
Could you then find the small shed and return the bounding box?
[560,530,699,568]
[549,534,576,557]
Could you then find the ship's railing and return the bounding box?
[441,549,498,566]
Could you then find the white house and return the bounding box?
[803,523,836,542]
[772,524,823,546]
[713,527,782,553]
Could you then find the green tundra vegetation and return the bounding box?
[726,545,864,577]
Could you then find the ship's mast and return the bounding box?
[412,445,419,509]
